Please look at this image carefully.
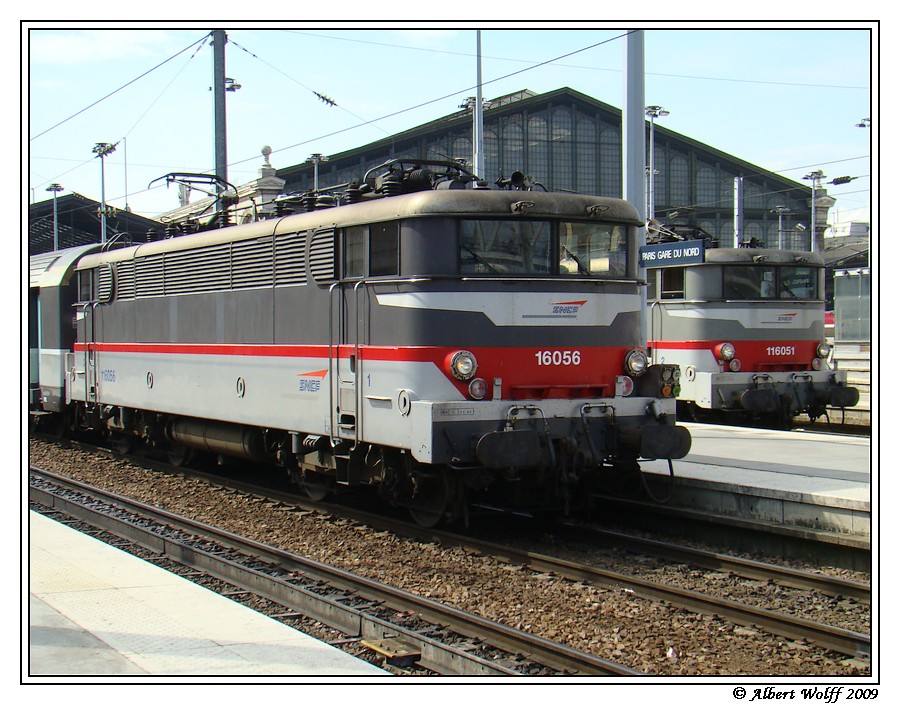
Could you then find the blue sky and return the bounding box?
[25,23,875,227]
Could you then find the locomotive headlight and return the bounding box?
[468,378,488,400]
[449,350,478,380]
[716,342,736,361]
[728,359,742,372]
[816,341,831,359]
[624,349,648,376]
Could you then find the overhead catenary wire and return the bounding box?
[29,29,871,218]
[29,32,212,142]
[287,30,870,92]
[231,30,636,168]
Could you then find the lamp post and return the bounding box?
[803,170,825,253]
[645,105,669,220]
[308,153,328,192]
[46,183,63,251]
[770,205,791,250]
[92,142,117,244]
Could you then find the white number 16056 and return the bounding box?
[535,350,582,366]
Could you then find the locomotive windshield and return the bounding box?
[559,222,627,277]
[459,219,627,277]
[723,265,819,300]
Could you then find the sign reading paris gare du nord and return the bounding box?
[639,240,705,267]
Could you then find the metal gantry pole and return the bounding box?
[733,177,743,247]
[46,183,63,251]
[473,30,485,180]
[804,170,825,253]
[623,30,646,338]
[771,205,791,249]
[92,142,117,244]
[212,29,228,208]
[644,106,668,220]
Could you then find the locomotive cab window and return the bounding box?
[342,222,399,278]
[343,226,365,279]
[780,266,817,299]
[459,219,552,274]
[723,265,777,299]
[76,269,94,303]
[661,267,685,299]
[559,222,627,277]
[724,265,819,300]
[369,221,399,277]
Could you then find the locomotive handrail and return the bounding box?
[354,278,367,449]
[721,298,826,305]
[328,281,340,445]
[460,276,649,284]
[654,297,826,305]
[649,300,662,351]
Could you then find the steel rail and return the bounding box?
[32,439,871,659]
[66,436,868,603]
[455,535,871,659]
[554,522,871,604]
[29,467,640,677]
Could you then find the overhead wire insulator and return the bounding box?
[315,92,336,107]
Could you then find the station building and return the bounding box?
[277,87,821,251]
[29,87,838,258]
[28,192,160,256]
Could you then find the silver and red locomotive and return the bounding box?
[30,160,690,524]
[644,238,859,427]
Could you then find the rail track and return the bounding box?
[29,467,640,676]
[28,437,873,674]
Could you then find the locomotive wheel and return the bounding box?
[288,465,333,502]
[407,471,449,528]
[113,434,135,455]
[166,443,194,467]
[298,474,332,502]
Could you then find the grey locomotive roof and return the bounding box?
[76,190,641,269]
[30,243,101,288]
[701,248,825,266]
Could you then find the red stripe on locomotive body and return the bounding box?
[652,339,820,372]
[76,342,630,400]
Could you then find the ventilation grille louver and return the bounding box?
[309,229,336,283]
[112,232,311,300]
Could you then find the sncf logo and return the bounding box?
[550,300,587,315]
[297,369,327,393]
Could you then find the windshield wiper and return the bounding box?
[461,245,500,273]
[561,246,590,275]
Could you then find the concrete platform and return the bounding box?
[640,423,872,541]
[26,511,389,680]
